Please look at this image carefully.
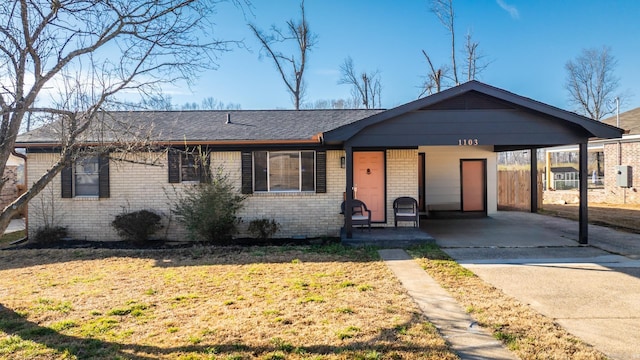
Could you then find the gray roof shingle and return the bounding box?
[601,107,640,135]
[17,109,383,145]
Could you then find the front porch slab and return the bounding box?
[341,227,435,248]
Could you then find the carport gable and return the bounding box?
[323,80,623,149]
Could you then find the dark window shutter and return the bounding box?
[199,152,211,183]
[316,151,327,193]
[98,154,110,198]
[61,164,73,198]
[241,151,253,194]
[168,150,180,183]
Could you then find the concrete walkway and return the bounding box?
[379,249,516,360]
[427,211,640,360]
[3,218,24,234]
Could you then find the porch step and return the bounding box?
[341,227,435,248]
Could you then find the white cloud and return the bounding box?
[496,0,520,19]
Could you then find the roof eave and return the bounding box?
[17,137,323,149]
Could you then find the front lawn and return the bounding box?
[0,245,456,359]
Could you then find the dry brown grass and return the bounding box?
[409,245,608,360]
[541,202,640,233]
[0,245,457,359]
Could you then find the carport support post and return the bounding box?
[345,146,354,238]
[579,142,588,244]
[530,148,538,213]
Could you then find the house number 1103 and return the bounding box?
[458,139,479,146]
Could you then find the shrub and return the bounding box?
[111,210,163,243]
[248,218,280,240]
[31,226,67,244]
[172,170,245,244]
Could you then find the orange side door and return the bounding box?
[461,159,486,212]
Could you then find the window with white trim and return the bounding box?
[74,156,100,196]
[253,151,315,192]
[62,154,109,198]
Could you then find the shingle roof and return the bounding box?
[324,81,624,144]
[551,166,578,173]
[601,107,640,135]
[16,109,384,146]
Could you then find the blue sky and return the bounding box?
[169,0,640,114]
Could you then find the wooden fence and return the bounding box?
[498,170,543,211]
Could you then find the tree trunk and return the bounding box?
[0,158,67,235]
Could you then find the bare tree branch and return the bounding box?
[338,56,382,109]
[462,31,490,81]
[431,0,458,85]
[248,0,316,110]
[565,46,620,120]
[0,0,242,233]
[419,49,448,97]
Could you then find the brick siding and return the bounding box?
[603,141,640,204]
[27,149,426,241]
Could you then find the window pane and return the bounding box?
[301,151,315,191]
[254,151,268,191]
[269,152,299,191]
[75,157,99,196]
[181,153,200,182]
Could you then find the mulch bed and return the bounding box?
[5,237,339,250]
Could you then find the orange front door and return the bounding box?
[353,151,385,222]
[461,159,486,212]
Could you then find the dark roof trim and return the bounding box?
[323,80,624,144]
[18,137,323,149]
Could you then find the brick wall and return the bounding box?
[385,149,418,225]
[603,141,640,204]
[27,150,351,241]
[236,150,346,238]
[26,149,426,241]
[27,152,189,241]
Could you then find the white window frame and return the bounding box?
[74,156,100,197]
[253,150,315,192]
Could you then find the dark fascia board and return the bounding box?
[323,80,624,144]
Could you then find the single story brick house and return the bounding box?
[601,107,640,204]
[16,81,623,243]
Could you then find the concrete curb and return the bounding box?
[379,249,516,360]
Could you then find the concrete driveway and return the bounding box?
[425,211,640,360]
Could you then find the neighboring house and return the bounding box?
[549,166,580,190]
[600,107,640,204]
[15,81,623,242]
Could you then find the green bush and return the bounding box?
[111,210,163,243]
[248,218,280,240]
[172,170,245,243]
[31,226,68,244]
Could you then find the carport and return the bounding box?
[323,81,624,243]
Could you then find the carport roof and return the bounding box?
[323,81,624,148]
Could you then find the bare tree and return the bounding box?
[420,0,489,96]
[201,97,241,110]
[0,0,239,234]
[338,57,382,109]
[301,98,358,109]
[249,0,316,110]
[419,50,449,97]
[431,0,458,85]
[565,46,621,120]
[462,31,489,82]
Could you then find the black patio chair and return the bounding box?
[340,199,372,231]
[393,197,419,227]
